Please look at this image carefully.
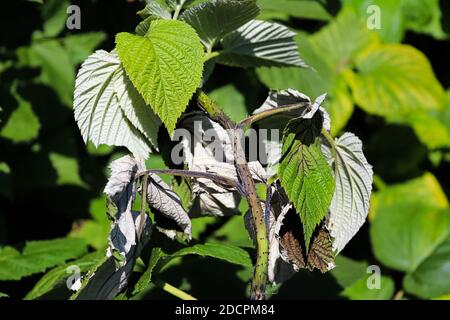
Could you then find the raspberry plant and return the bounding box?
[72,0,373,300]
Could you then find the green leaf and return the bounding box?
[342,275,395,300]
[180,0,260,50]
[136,1,172,36]
[346,44,445,118]
[133,247,165,294]
[402,0,446,39]
[257,8,379,134]
[61,32,107,65]
[258,0,331,21]
[171,243,252,267]
[209,84,247,122]
[370,173,450,297]
[0,238,87,281]
[0,292,8,299]
[0,85,40,143]
[70,197,110,250]
[41,0,70,37]
[218,20,307,68]
[211,215,254,248]
[49,152,86,188]
[279,137,335,250]
[74,50,160,159]
[115,20,204,133]
[343,0,446,42]
[25,250,105,300]
[345,43,448,148]
[371,182,450,272]
[138,1,172,19]
[321,133,373,253]
[330,256,395,300]
[17,40,74,106]
[403,234,450,298]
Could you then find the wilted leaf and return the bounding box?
[322,132,373,253]
[147,172,192,238]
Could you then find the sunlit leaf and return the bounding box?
[218,20,307,68]
[116,20,204,133]
[180,0,260,50]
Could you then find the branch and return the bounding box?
[197,90,269,300]
[154,278,197,300]
[136,169,244,195]
[238,102,309,128]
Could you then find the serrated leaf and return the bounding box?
[279,138,335,250]
[25,251,105,300]
[0,238,87,281]
[321,132,373,253]
[74,50,160,159]
[180,0,260,50]
[171,242,252,267]
[136,1,171,36]
[138,1,172,19]
[115,20,204,134]
[218,20,307,68]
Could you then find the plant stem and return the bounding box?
[137,169,243,194]
[197,90,269,300]
[238,102,309,128]
[154,278,197,300]
[321,127,336,157]
[204,51,220,62]
[138,174,149,237]
[172,2,183,20]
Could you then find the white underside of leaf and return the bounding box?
[219,20,308,68]
[322,132,373,253]
[74,50,160,159]
[147,173,192,237]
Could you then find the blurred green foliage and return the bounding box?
[1,0,450,300]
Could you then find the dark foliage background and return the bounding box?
[1,0,450,300]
